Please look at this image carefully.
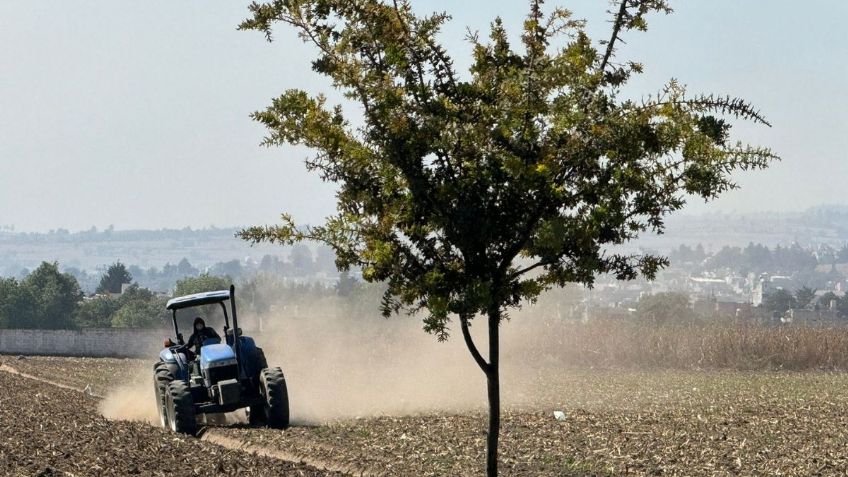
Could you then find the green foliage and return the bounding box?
[793,286,816,310]
[0,277,36,329]
[763,288,794,316]
[238,0,776,337]
[835,295,848,319]
[239,3,776,473]
[335,270,360,297]
[818,291,838,311]
[111,299,164,328]
[17,262,83,329]
[173,274,231,297]
[708,243,816,275]
[210,259,243,279]
[173,274,232,324]
[96,261,133,294]
[636,292,694,324]
[74,296,120,328]
[111,284,168,328]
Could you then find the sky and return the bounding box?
[1,1,845,232]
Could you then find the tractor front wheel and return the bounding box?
[165,381,196,434]
[153,364,172,429]
[258,368,289,429]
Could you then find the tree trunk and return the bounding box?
[458,307,502,477]
[486,307,501,477]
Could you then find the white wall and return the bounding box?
[0,328,166,358]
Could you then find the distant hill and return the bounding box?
[636,205,848,252]
[5,205,848,276]
[0,226,285,276]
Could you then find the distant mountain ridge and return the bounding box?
[641,205,848,251]
[5,205,848,273]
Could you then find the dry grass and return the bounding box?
[505,319,848,371]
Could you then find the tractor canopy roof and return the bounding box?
[166,289,230,311]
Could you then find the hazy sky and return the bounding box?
[1,1,845,232]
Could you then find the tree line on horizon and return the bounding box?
[0,260,372,330]
[8,243,338,295]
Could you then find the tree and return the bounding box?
[709,246,744,272]
[74,296,120,328]
[835,295,848,319]
[636,292,694,324]
[0,278,35,329]
[20,262,83,329]
[96,261,133,294]
[289,244,314,275]
[763,288,794,316]
[211,259,244,280]
[793,286,816,310]
[176,258,199,277]
[173,273,231,297]
[239,1,776,474]
[742,243,773,273]
[335,270,360,297]
[818,291,838,311]
[111,285,168,328]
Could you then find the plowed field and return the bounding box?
[3,355,848,476]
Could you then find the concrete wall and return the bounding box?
[0,328,167,358]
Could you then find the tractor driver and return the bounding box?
[186,317,220,357]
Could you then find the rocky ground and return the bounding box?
[3,355,848,476]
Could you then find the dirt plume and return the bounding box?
[98,368,159,424]
[258,310,489,424]
[91,294,600,425]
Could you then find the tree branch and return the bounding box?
[599,0,629,74]
[510,260,549,279]
[460,313,490,373]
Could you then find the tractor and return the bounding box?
[152,285,289,434]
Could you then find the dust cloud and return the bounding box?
[100,298,564,425]
[249,299,573,425]
[259,309,489,425]
[99,369,158,424]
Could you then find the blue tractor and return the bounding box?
[152,285,289,434]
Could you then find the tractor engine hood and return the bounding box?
[200,343,236,370]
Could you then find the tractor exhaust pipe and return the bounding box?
[229,285,243,378]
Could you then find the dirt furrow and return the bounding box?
[0,364,341,477]
[201,430,376,477]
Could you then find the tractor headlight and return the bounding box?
[205,358,237,368]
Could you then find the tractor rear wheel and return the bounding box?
[248,349,270,425]
[259,368,289,429]
[248,400,265,425]
[165,381,196,434]
[255,347,268,371]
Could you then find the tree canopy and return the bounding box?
[793,286,816,310]
[96,261,133,294]
[110,284,169,328]
[238,1,777,474]
[764,288,794,316]
[239,0,776,333]
[16,262,82,329]
[173,274,232,297]
[636,292,694,324]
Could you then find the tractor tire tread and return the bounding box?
[167,380,196,434]
[261,367,289,429]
